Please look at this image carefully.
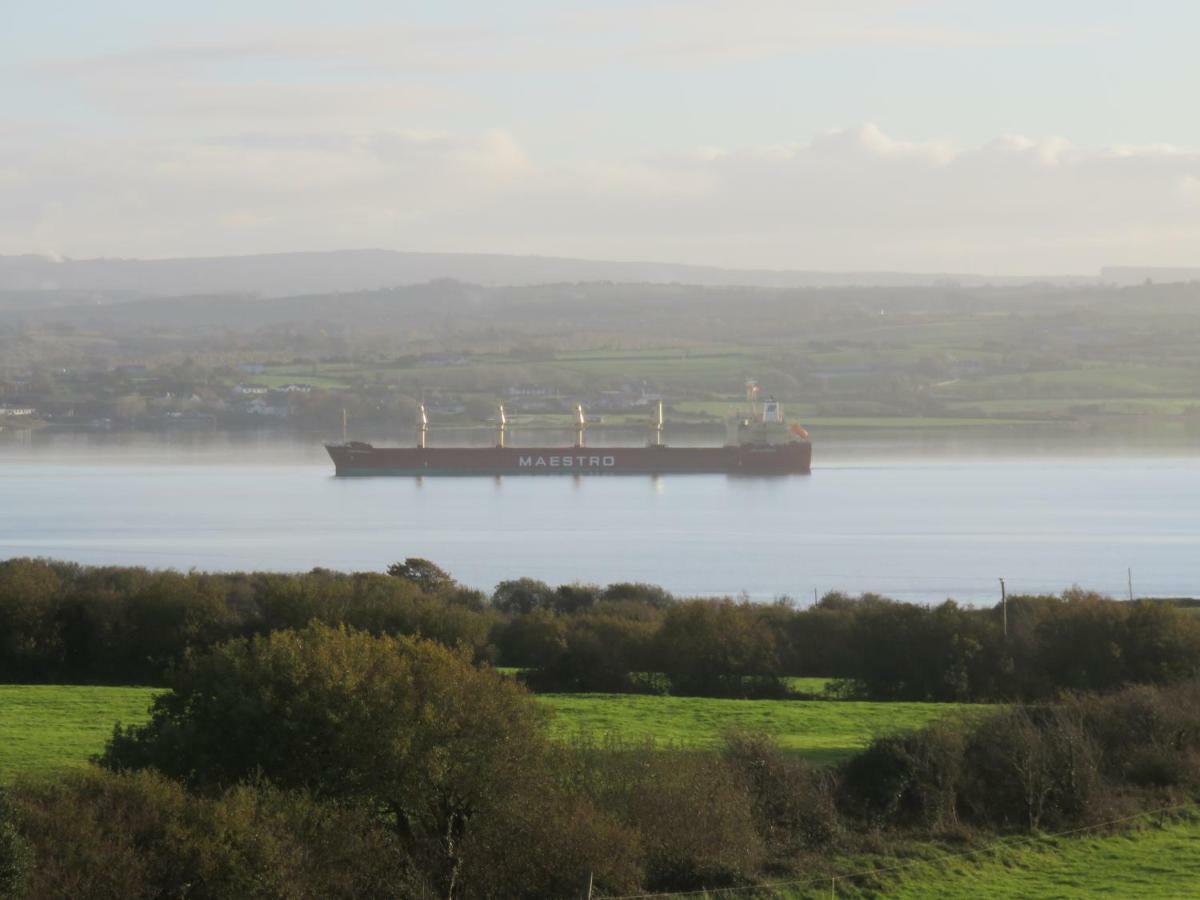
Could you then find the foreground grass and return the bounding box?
[784,816,1200,899]
[1,683,985,777]
[540,694,986,766]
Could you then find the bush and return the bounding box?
[722,731,838,855]
[9,768,413,899]
[0,789,30,900]
[458,781,641,899]
[959,706,1104,831]
[838,724,965,831]
[566,742,764,891]
[1070,682,1200,789]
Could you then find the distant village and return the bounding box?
[0,357,670,435]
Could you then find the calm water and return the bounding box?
[1,432,1198,603]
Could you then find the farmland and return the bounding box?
[7,279,1200,441]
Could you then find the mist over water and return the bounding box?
[3,431,1197,603]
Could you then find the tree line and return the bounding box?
[2,558,1200,700]
[2,623,1200,898]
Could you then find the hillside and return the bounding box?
[0,249,1099,301]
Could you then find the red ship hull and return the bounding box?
[325,441,811,476]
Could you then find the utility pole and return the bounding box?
[1000,578,1007,638]
[1128,567,1134,602]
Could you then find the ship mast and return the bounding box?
[652,400,664,446]
[745,379,760,419]
[575,403,586,448]
[497,403,507,448]
[417,403,428,449]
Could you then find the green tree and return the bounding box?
[101,623,572,897]
[387,558,455,595]
[654,600,781,695]
[492,578,556,615]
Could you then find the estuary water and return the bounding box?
[1,431,1199,603]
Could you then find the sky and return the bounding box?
[2,0,1199,274]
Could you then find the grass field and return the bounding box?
[788,816,1200,899]
[539,694,986,765]
[0,685,159,778]
[0,684,984,777]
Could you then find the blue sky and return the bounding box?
[2,1,1199,271]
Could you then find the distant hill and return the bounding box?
[1101,267,1200,286]
[2,278,1158,344]
[0,249,1096,300]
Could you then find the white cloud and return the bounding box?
[4,124,1200,273]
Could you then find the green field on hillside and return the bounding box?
[0,684,985,777]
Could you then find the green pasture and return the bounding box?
[0,683,984,777]
[540,694,986,765]
[792,816,1200,899]
[0,685,159,778]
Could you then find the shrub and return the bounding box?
[959,706,1103,831]
[0,789,30,900]
[9,768,413,899]
[567,743,764,891]
[722,731,838,855]
[838,724,965,831]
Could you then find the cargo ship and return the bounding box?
[326,385,811,477]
